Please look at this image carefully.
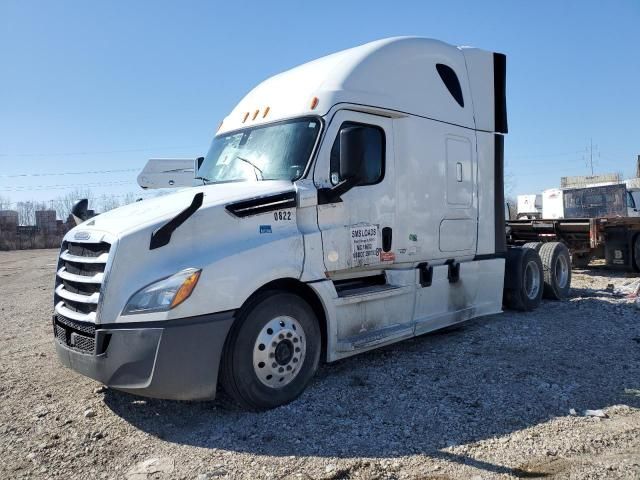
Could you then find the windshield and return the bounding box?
[197,117,321,184]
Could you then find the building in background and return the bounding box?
[0,210,19,234]
[560,173,621,189]
[35,210,57,234]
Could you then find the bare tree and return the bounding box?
[97,194,122,213]
[505,196,518,220]
[504,171,516,198]
[122,192,139,205]
[0,195,12,211]
[16,201,35,225]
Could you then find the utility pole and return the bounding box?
[583,139,598,175]
[636,154,640,178]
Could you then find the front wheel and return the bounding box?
[220,291,321,410]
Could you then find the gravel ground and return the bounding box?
[1,249,639,479]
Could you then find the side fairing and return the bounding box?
[392,115,478,263]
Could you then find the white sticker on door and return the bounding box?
[350,224,381,267]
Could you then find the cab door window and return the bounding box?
[627,191,636,209]
[329,123,384,186]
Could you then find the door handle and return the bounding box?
[382,227,392,252]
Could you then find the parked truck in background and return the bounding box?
[516,194,542,219]
[53,37,572,410]
[626,178,640,213]
[508,182,640,270]
[541,184,639,220]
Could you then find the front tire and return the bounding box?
[220,291,321,411]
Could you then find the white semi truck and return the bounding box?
[53,37,572,410]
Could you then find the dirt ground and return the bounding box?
[1,249,639,479]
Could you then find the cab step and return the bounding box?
[336,323,414,352]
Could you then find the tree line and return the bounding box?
[0,189,144,226]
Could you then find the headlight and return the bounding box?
[123,268,201,315]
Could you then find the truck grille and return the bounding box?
[54,240,111,350]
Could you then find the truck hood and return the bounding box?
[76,180,294,237]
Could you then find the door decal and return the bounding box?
[350,224,381,267]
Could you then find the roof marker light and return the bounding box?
[263,106,270,118]
[252,109,260,120]
[310,97,319,110]
[242,112,249,123]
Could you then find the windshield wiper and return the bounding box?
[235,156,263,180]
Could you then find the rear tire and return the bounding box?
[503,247,544,311]
[522,242,543,252]
[539,242,572,300]
[220,291,321,411]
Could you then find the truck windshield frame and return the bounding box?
[198,117,322,184]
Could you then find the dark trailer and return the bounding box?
[563,184,627,219]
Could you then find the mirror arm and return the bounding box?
[317,178,356,205]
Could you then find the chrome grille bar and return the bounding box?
[60,250,109,264]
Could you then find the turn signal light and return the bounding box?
[310,97,319,110]
[170,270,202,309]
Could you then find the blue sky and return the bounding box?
[1,0,639,207]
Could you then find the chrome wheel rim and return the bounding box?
[524,260,541,300]
[555,254,569,288]
[253,316,305,388]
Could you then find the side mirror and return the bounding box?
[71,199,90,225]
[318,126,366,204]
[339,126,366,184]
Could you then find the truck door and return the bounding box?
[439,134,477,255]
[313,110,395,275]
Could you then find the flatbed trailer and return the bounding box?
[506,217,640,271]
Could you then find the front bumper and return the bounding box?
[54,311,235,401]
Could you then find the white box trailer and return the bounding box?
[542,188,565,219]
[516,194,542,219]
[53,37,572,410]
